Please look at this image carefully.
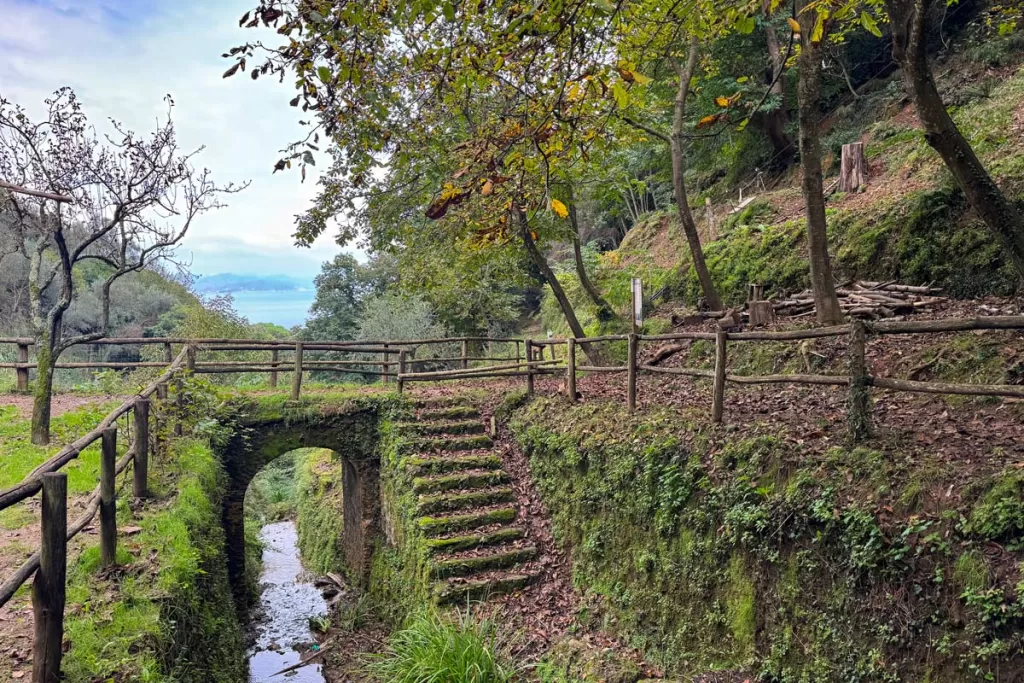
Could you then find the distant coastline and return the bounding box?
[194,273,314,295]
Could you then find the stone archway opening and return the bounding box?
[216,408,381,608]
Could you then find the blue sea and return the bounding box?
[229,290,316,329]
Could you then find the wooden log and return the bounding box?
[16,342,29,392]
[162,343,173,364]
[838,142,867,192]
[133,399,149,499]
[100,428,117,568]
[566,338,577,403]
[871,316,1024,335]
[639,331,718,342]
[33,473,67,683]
[269,349,279,388]
[382,344,390,385]
[461,340,469,371]
[848,320,872,443]
[627,333,638,412]
[576,366,629,373]
[647,343,687,366]
[747,300,777,328]
[712,331,727,423]
[185,345,196,374]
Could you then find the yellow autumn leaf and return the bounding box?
[715,96,730,107]
[551,199,569,219]
[787,17,801,32]
[481,179,494,196]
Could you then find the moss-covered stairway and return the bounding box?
[398,397,538,604]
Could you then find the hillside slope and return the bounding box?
[542,52,1024,337]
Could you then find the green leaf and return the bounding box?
[442,2,455,21]
[592,0,616,13]
[611,82,629,109]
[735,15,756,33]
[860,11,882,37]
[317,66,332,83]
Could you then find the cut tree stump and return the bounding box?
[839,142,866,192]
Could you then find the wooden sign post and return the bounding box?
[631,278,643,334]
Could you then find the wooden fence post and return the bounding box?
[397,350,407,395]
[382,344,390,384]
[100,427,117,568]
[848,320,872,442]
[16,342,30,392]
[566,338,577,403]
[525,340,534,396]
[173,370,184,437]
[712,331,727,423]
[162,342,172,365]
[515,340,522,364]
[185,345,196,374]
[269,349,279,389]
[133,399,150,498]
[461,340,469,370]
[627,333,638,412]
[33,472,67,683]
[155,383,167,457]
[291,342,304,400]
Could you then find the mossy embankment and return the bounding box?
[509,397,1024,681]
[62,437,246,682]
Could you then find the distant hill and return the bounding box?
[194,273,313,294]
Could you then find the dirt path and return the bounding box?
[0,392,122,420]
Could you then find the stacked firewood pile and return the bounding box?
[772,281,947,320]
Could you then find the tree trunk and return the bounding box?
[31,330,56,445]
[796,18,844,324]
[672,36,723,311]
[762,2,796,168]
[887,0,1024,282]
[518,209,601,364]
[568,200,615,321]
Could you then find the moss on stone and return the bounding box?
[412,470,509,494]
[417,508,518,536]
[416,487,515,515]
[425,527,525,554]
[405,453,502,476]
[397,420,485,435]
[431,546,537,578]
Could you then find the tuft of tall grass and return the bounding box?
[365,609,515,683]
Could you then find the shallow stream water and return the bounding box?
[247,521,328,683]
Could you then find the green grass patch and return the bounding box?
[365,609,515,683]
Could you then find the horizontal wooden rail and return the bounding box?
[0,439,137,609]
[640,365,714,378]
[640,331,718,342]
[577,365,629,373]
[871,376,1024,397]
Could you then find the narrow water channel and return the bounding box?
[247,521,328,683]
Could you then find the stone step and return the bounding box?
[416,487,515,515]
[435,571,538,605]
[407,396,472,408]
[404,434,493,453]
[417,507,518,536]
[431,545,537,579]
[404,453,502,476]
[397,420,485,436]
[412,470,509,495]
[426,527,526,555]
[417,405,480,421]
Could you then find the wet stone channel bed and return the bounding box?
[247,521,328,683]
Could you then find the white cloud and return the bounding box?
[0,0,359,278]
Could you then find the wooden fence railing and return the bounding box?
[2,318,1023,681]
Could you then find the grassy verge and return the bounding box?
[62,437,244,682]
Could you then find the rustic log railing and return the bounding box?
[1,318,1023,681]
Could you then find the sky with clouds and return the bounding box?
[0,0,354,282]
